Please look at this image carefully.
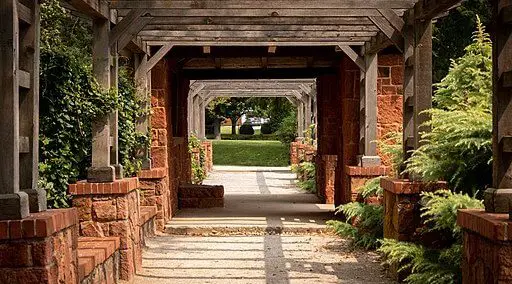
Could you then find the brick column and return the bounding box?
[69,178,143,281]
[316,155,337,204]
[345,166,388,202]
[139,168,169,231]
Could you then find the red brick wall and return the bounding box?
[151,58,192,218]
[377,54,404,168]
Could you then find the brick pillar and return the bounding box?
[345,166,388,202]
[139,168,169,231]
[316,155,337,204]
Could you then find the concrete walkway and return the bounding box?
[165,166,335,235]
[135,167,393,283]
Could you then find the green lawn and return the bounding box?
[212,140,290,166]
[220,125,261,135]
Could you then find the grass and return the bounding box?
[212,140,290,167]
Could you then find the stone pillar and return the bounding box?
[88,18,116,182]
[0,0,30,219]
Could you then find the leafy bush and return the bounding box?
[239,123,255,135]
[405,17,492,193]
[260,123,273,134]
[327,177,385,249]
[378,131,403,175]
[276,111,297,144]
[292,162,316,192]
[188,135,207,184]
[378,190,483,284]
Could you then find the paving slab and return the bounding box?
[165,167,335,235]
[134,235,394,284]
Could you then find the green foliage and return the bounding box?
[378,191,482,283]
[358,177,383,199]
[276,111,297,144]
[377,131,403,175]
[239,123,255,135]
[328,202,384,249]
[39,1,149,207]
[378,239,461,284]
[210,134,278,141]
[420,190,483,238]
[433,0,491,82]
[118,67,150,177]
[260,123,273,135]
[405,18,493,193]
[293,162,316,193]
[188,135,207,184]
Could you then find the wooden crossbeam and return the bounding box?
[378,9,405,32]
[369,16,404,52]
[147,16,374,26]
[415,0,463,20]
[109,9,148,47]
[111,1,416,9]
[17,1,32,24]
[144,24,380,32]
[139,43,174,73]
[146,41,366,46]
[67,0,109,20]
[138,30,377,38]
[117,9,387,18]
[337,45,365,71]
[141,36,372,43]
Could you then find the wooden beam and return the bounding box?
[17,2,32,24]
[138,30,377,38]
[144,24,380,32]
[414,0,463,20]
[359,52,379,166]
[142,36,372,43]
[378,9,405,33]
[111,1,416,9]
[146,40,366,46]
[140,43,174,73]
[402,10,415,166]
[109,9,148,47]
[66,0,109,20]
[117,9,385,18]
[148,16,374,26]
[203,46,211,54]
[369,16,404,52]
[338,45,365,71]
[268,46,277,53]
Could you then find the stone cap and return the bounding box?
[380,177,447,195]
[345,166,389,177]
[78,237,121,280]
[138,167,167,179]
[458,209,512,241]
[0,208,78,240]
[69,177,139,195]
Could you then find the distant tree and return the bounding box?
[209,98,250,135]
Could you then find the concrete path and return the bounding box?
[135,167,393,283]
[135,235,393,284]
[165,166,335,235]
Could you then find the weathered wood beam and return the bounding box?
[414,0,463,20]
[66,0,109,20]
[148,16,374,26]
[139,43,174,73]
[147,41,366,46]
[337,45,365,71]
[138,30,377,38]
[364,32,393,54]
[144,24,380,32]
[402,10,415,166]
[109,9,149,47]
[268,46,277,53]
[378,8,405,33]
[117,9,386,18]
[111,1,416,9]
[369,16,404,52]
[142,37,372,43]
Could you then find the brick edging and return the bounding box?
[457,209,512,242]
[345,165,389,176]
[69,177,139,195]
[138,167,168,179]
[0,208,78,240]
[380,177,447,195]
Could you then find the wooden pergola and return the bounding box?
[188,79,316,138]
[1,0,511,220]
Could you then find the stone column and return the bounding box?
[88,18,116,182]
[0,0,30,219]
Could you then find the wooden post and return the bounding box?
[304,92,312,134]
[88,18,116,182]
[359,52,381,166]
[110,44,123,178]
[484,0,512,213]
[199,100,206,139]
[401,10,432,176]
[19,0,47,212]
[0,0,30,219]
[192,95,201,136]
[297,100,305,137]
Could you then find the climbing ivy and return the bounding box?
[39,0,149,208]
[188,135,207,184]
